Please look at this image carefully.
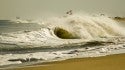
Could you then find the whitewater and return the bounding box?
[0,13,125,69]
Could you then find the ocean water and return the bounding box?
[0,20,41,33]
[0,14,125,69]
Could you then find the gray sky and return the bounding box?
[0,0,125,19]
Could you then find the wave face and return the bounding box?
[0,14,125,50]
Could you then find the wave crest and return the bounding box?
[45,14,125,39]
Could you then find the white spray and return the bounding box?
[43,14,125,39]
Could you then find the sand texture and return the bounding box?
[10,54,125,70]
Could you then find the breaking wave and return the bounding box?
[0,14,125,50]
[1,13,125,68]
[45,14,125,39]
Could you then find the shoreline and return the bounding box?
[10,53,125,70]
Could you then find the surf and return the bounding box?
[1,13,125,68]
[45,14,125,39]
[0,13,125,50]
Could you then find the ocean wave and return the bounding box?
[46,14,125,39]
[1,13,125,68]
[0,14,125,50]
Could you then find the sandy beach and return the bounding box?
[10,53,125,70]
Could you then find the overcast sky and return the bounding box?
[0,0,125,19]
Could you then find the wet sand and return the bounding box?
[12,54,125,70]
